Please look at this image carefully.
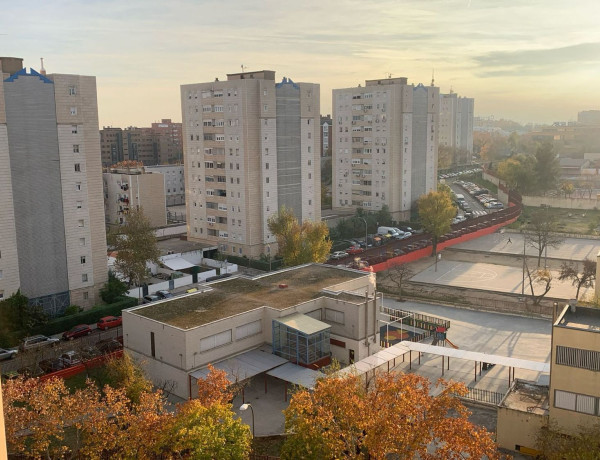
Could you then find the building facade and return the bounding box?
[332,77,439,220]
[145,164,185,206]
[103,166,167,228]
[181,70,321,258]
[122,264,380,400]
[100,119,183,167]
[0,57,107,311]
[321,114,332,157]
[439,92,474,160]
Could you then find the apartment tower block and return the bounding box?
[181,70,320,258]
[332,77,439,220]
[0,57,107,312]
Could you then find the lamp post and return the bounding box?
[239,403,255,437]
[357,217,368,250]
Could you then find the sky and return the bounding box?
[2,0,600,127]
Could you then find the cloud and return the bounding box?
[474,42,600,77]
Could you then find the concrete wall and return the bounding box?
[522,194,600,210]
[496,407,546,454]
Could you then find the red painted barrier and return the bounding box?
[39,349,124,382]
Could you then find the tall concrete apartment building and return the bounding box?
[0,57,107,312]
[439,92,474,162]
[320,114,332,157]
[181,70,321,258]
[100,119,183,167]
[332,77,439,220]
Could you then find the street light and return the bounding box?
[239,403,255,437]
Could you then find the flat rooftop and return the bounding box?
[131,264,368,329]
[500,380,549,416]
[555,305,600,332]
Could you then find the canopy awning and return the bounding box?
[267,362,323,389]
[275,312,331,335]
[189,348,288,383]
[161,257,196,270]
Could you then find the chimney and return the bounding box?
[40,57,46,75]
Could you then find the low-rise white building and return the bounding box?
[123,264,380,399]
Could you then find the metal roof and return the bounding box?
[160,256,196,270]
[276,312,331,335]
[266,362,323,389]
[189,348,288,383]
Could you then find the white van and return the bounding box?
[377,226,399,238]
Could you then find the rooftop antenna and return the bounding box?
[241,64,247,73]
[40,57,46,75]
[387,72,393,79]
[431,69,435,87]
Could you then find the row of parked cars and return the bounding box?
[456,181,504,210]
[438,167,482,180]
[329,226,415,261]
[142,289,174,304]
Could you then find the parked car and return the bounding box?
[143,294,160,304]
[0,347,18,361]
[60,351,83,367]
[96,339,123,354]
[39,358,65,374]
[346,246,364,255]
[97,316,122,330]
[80,345,102,360]
[62,324,93,340]
[330,251,349,260]
[155,290,174,299]
[19,335,60,351]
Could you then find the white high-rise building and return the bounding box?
[439,92,474,160]
[0,57,107,312]
[332,77,439,220]
[181,71,320,258]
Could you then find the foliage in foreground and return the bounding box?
[282,372,504,459]
[536,421,600,459]
[2,359,251,459]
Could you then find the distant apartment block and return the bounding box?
[181,70,321,258]
[332,77,439,220]
[439,92,474,159]
[103,164,167,229]
[0,57,107,311]
[145,164,185,206]
[321,114,332,157]
[100,119,183,167]
[578,110,600,125]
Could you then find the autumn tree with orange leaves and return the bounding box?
[282,372,505,460]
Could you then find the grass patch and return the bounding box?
[64,364,115,392]
[513,206,600,235]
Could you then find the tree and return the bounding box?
[437,145,454,169]
[0,290,47,346]
[524,209,564,267]
[104,352,153,403]
[536,421,600,459]
[496,154,537,194]
[100,271,129,303]
[560,181,574,198]
[379,263,413,299]
[526,265,553,305]
[108,208,160,287]
[417,190,456,256]
[534,142,560,194]
[268,206,332,266]
[559,259,596,300]
[282,372,503,459]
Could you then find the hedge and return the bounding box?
[31,296,138,337]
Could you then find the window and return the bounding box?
[78,219,84,227]
[200,330,232,352]
[555,390,599,415]
[325,308,345,324]
[236,320,262,340]
[76,201,82,209]
[74,163,81,172]
[266,177,269,184]
[80,256,86,264]
[263,104,268,111]
[70,107,77,115]
[73,144,79,153]
[83,292,89,300]
[150,332,155,358]
[82,274,88,282]
[265,163,269,170]
[72,125,78,134]
[75,182,82,191]
[0,291,3,300]
[79,237,86,246]
[68,86,77,95]
[556,345,600,371]
[0,270,3,280]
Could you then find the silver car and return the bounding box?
[19,335,60,351]
[0,347,18,361]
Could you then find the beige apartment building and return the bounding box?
[122,264,380,400]
[103,166,167,228]
[439,92,474,161]
[497,303,600,456]
[332,77,439,220]
[0,57,107,312]
[181,70,321,258]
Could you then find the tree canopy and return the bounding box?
[282,371,503,459]
[268,206,332,266]
[524,209,564,267]
[108,208,160,287]
[417,189,456,256]
[558,259,596,300]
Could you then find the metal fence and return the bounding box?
[381,306,451,330]
[456,386,507,406]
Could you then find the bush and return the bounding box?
[30,297,137,337]
[100,271,129,303]
[63,305,81,316]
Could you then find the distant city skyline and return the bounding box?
[2,0,599,127]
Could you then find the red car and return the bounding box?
[346,246,365,255]
[62,324,92,340]
[96,316,122,330]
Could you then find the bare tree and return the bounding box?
[525,263,553,305]
[524,208,564,267]
[559,259,596,300]
[380,263,414,299]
